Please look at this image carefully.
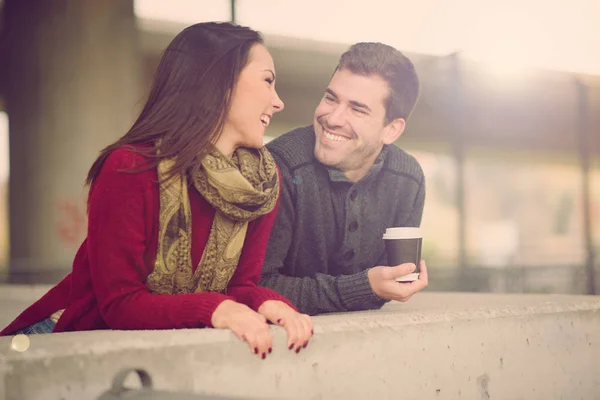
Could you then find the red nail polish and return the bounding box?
[277,319,282,324]
[261,352,266,359]
[268,347,272,354]
[254,347,258,354]
[295,347,301,354]
[288,344,293,350]
[311,329,314,335]
[303,341,308,348]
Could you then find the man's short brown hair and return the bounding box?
[336,42,420,123]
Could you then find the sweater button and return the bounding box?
[348,221,358,232]
[344,249,355,261]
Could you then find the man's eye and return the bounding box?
[353,108,367,115]
[265,78,273,84]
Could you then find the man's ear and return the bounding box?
[382,117,406,145]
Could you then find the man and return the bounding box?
[261,42,428,315]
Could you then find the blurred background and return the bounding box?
[0,0,598,295]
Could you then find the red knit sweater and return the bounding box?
[1,147,293,335]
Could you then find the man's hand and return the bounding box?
[368,260,429,302]
[258,300,313,353]
[211,300,272,359]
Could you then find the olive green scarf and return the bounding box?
[146,147,279,294]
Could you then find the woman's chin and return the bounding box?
[244,140,264,150]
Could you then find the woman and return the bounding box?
[1,22,313,358]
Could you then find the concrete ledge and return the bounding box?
[1,293,600,399]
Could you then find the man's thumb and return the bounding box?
[390,263,416,278]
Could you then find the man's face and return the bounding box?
[313,69,402,181]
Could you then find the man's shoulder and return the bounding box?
[382,145,424,184]
[266,125,315,171]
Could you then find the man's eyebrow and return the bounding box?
[325,88,371,112]
[325,88,338,98]
[349,100,371,112]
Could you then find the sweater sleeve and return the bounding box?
[259,158,384,315]
[226,171,298,312]
[87,148,233,330]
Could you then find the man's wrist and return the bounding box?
[337,269,386,311]
[366,267,382,299]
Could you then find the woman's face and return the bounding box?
[220,44,284,154]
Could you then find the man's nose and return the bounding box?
[326,105,346,127]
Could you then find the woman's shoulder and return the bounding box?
[92,145,158,190]
[90,145,158,201]
[103,145,154,172]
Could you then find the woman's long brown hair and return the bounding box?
[85,22,263,190]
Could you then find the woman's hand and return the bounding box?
[211,300,272,359]
[258,300,314,353]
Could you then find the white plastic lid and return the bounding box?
[382,227,422,239]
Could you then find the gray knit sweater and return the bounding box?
[260,125,425,315]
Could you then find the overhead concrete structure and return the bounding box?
[137,18,600,158]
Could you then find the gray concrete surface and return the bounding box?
[0,285,51,328]
[1,292,599,400]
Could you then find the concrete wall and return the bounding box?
[1,292,599,400]
[3,1,142,280]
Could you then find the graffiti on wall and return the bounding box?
[56,199,87,247]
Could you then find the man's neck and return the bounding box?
[342,149,383,182]
[343,163,373,182]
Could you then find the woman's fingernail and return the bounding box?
[311,329,314,335]
[261,352,266,360]
[302,341,308,348]
[268,347,272,354]
[277,319,282,324]
[295,347,301,354]
[288,343,294,350]
[254,347,258,354]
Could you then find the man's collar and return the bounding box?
[326,145,388,183]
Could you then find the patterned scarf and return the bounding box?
[146,147,279,294]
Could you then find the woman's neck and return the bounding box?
[213,136,236,158]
